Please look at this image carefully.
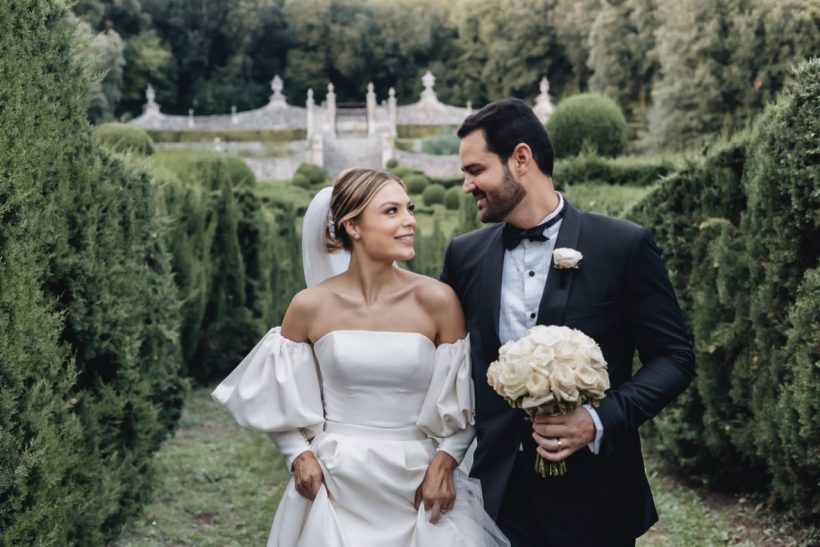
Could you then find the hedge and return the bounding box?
[546,93,628,158]
[422,183,446,205]
[1,3,185,543]
[420,131,460,155]
[629,59,819,520]
[94,123,155,155]
[397,124,458,138]
[554,153,679,187]
[444,186,462,210]
[405,173,431,194]
[294,162,328,186]
[146,127,306,143]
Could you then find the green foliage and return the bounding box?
[631,59,820,520]
[294,162,328,186]
[554,153,678,187]
[147,128,306,143]
[422,183,446,206]
[547,93,628,158]
[420,131,460,155]
[385,158,399,169]
[562,183,652,217]
[94,122,155,155]
[405,174,431,194]
[397,125,459,139]
[292,173,311,189]
[443,186,462,210]
[388,164,422,181]
[1,2,185,544]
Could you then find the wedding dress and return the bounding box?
[212,327,509,547]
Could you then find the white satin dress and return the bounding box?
[212,328,509,547]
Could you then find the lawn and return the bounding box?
[115,388,814,546]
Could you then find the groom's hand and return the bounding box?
[414,451,457,524]
[532,408,596,461]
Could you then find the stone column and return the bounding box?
[230,105,237,125]
[306,88,315,139]
[326,83,336,136]
[366,82,377,136]
[187,109,194,128]
[388,87,397,137]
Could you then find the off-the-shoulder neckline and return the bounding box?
[311,329,470,349]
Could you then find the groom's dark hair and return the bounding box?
[457,98,554,176]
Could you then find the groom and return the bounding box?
[440,99,695,546]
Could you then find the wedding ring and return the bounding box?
[557,439,563,449]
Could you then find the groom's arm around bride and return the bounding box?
[441,98,695,547]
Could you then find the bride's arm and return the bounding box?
[415,281,468,523]
[279,290,325,501]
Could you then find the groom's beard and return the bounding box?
[474,164,526,223]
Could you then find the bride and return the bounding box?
[212,168,508,546]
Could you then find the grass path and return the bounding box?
[115,388,813,546]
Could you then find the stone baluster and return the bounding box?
[326,83,337,136]
[231,105,237,125]
[306,88,315,139]
[388,87,397,137]
[188,109,194,128]
[366,82,377,136]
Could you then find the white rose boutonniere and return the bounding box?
[552,248,583,269]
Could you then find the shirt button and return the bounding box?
[530,312,536,319]
[528,271,535,277]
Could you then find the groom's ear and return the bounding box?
[510,143,533,174]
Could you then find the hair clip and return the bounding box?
[327,210,336,240]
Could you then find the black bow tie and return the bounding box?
[501,202,566,251]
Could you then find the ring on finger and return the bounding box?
[557,438,563,449]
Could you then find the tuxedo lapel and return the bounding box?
[537,202,582,326]
[478,224,505,363]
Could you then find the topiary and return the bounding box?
[420,131,460,155]
[405,174,430,194]
[94,122,155,155]
[385,158,399,169]
[294,162,328,185]
[292,173,311,189]
[546,93,628,158]
[443,186,462,210]
[422,183,446,206]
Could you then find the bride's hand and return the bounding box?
[414,451,457,524]
[292,451,324,501]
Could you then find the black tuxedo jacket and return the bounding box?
[441,201,695,543]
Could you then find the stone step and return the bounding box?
[323,136,382,179]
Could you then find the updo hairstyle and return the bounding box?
[327,168,407,253]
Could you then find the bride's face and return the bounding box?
[348,181,416,262]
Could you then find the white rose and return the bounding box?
[550,365,579,402]
[521,392,555,410]
[575,365,607,399]
[528,325,563,347]
[554,339,576,362]
[525,368,551,398]
[552,248,583,269]
[499,360,530,400]
[531,344,556,370]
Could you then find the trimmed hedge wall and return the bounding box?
[1,3,185,543]
[94,123,155,155]
[629,59,819,520]
[146,127,306,143]
[554,153,679,187]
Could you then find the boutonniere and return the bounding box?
[552,248,583,270]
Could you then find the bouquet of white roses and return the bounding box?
[487,325,609,477]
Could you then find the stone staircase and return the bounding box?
[323,135,382,179]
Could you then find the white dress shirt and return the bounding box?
[499,193,603,454]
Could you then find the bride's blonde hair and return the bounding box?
[327,168,406,253]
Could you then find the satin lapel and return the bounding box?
[537,202,582,326]
[478,224,505,364]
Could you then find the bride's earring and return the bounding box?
[352,234,361,241]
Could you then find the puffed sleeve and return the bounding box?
[416,337,476,463]
[212,327,324,468]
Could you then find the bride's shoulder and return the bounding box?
[282,286,335,341]
[405,272,459,313]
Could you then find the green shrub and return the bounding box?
[397,124,458,138]
[295,162,328,186]
[94,122,155,155]
[546,93,628,158]
[405,174,430,194]
[389,165,421,180]
[421,131,460,155]
[444,186,462,210]
[422,183,446,205]
[292,173,311,188]
[1,3,185,544]
[385,158,399,169]
[554,153,678,187]
[432,176,463,189]
[629,59,820,521]
[147,127,306,143]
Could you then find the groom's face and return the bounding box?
[459,130,526,223]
